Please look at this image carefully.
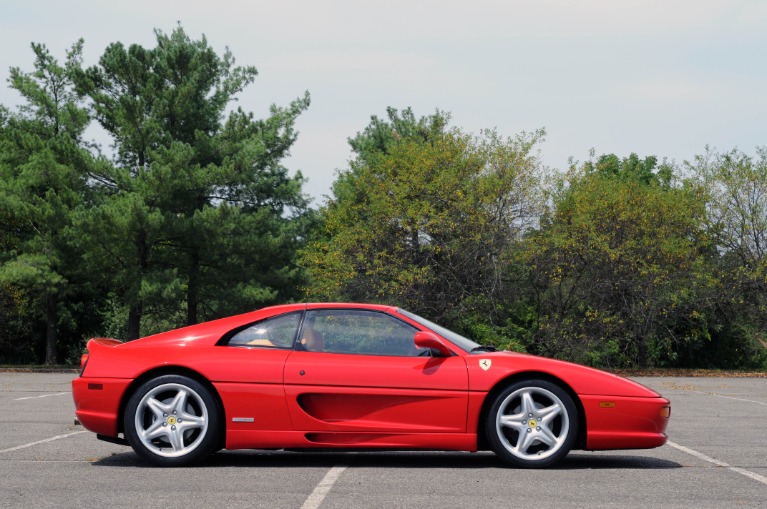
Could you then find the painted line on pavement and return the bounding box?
[667,441,767,486]
[688,390,767,406]
[14,392,70,401]
[301,466,348,509]
[0,431,87,454]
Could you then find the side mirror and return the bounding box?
[414,331,453,357]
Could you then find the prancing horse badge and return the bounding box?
[479,359,492,371]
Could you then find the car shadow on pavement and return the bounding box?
[557,452,680,470]
[93,449,680,470]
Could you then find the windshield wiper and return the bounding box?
[470,345,498,353]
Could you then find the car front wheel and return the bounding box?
[486,379,578,468]
[124,375,221,467]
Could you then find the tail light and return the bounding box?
[79,353,89,376]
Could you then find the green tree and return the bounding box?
[302,108,544,342]
[693,148,767,284]
[72,26,310,339]
[0,41,93,363]
[687,147,767,367]
[525,154,715,368]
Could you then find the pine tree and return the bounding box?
[0,41,92,363]
[72,26,311,338]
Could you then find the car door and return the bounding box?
[283,308,469,433]
[204,311,302,441]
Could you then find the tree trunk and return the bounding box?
[127,229,149,340]
[127,303,142,341]
[187,251,199,326]
[44,292,57,365]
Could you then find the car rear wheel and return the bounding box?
[486,379,578,468]
[124,375,221,467]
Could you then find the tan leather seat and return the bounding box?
[300,327,324,352]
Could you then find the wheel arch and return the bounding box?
[475,371,587,451]
[117,366,226,450]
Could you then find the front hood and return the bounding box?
[469,351,661,398]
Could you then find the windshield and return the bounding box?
[396,309,481,353]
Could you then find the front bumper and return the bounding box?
[581,395,670,450]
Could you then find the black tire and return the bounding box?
[124,375,221,467]
[485,379,578,468]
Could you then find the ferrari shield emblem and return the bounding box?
[479,359,492,371]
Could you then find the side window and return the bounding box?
[301,310,420,356]
[226,312,301,348]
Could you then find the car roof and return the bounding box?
[304,302,393,312]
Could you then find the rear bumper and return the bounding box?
[581,395,670,450]
[72,377,132,437]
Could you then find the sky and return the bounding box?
[1,0,766,205]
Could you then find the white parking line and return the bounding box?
[300,466,347,509]
[688,390,767,406]
[0,431,87,454]
[667,441,767,486]
[14,392,69,401]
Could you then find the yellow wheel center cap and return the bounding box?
[167,416,177,425]
[528,419,537,428]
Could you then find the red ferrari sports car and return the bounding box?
[72,303,670,468]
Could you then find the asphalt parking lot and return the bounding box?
[1,373,765,508]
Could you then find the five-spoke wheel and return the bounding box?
[124,375,221,466]
[486,379,578,468]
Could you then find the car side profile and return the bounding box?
[72,303,670,468]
